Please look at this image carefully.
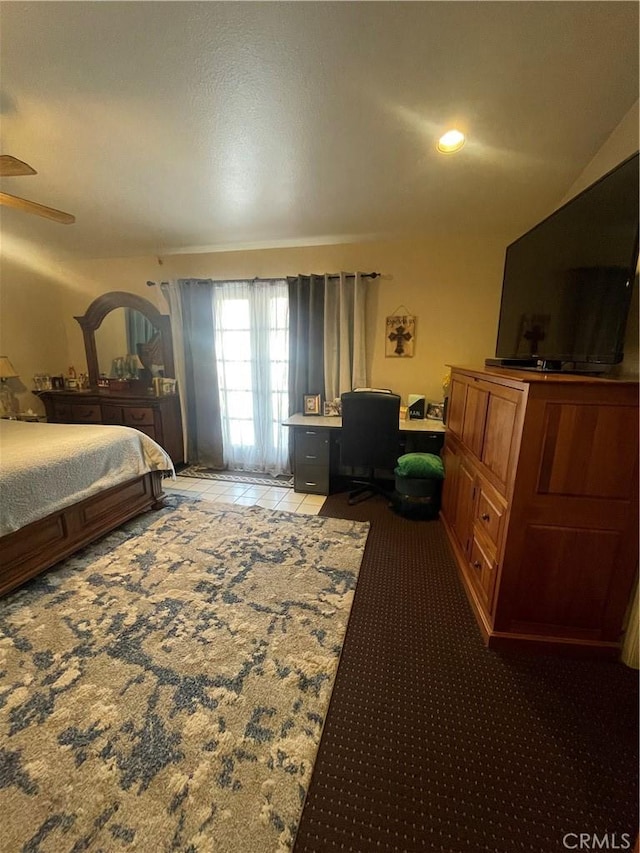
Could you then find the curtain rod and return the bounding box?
[146,272,380,287]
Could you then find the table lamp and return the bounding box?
[0,355,19,416]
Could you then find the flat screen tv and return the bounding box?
[489,151,639,372]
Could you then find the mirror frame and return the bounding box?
[75,291,175,389]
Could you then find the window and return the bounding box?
[212,280,289,474]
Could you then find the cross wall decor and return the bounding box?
[385,314,416,357]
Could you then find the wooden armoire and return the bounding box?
[441,365,638,658]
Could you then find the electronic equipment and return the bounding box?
[487,152,639,373]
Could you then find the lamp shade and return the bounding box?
[127,354,144,370]
[0,356,18,379]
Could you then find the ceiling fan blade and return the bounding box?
[0,192,75,224]
[0,155,37,177]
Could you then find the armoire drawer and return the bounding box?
[469,534,497,609]
[474,484,505,551]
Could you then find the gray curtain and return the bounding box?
[162,280,224,469]
[324,272,367,400]
[125,308,154,355]
[287,275,325,414]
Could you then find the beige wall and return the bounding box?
[0,255,70,414]
[1,102,637,416]
[560,101,639,203]
[55,234,507,408]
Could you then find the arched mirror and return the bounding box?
[75,292,175,390]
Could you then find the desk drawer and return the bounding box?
[123,407,155,427]
[295,429,330,464]
[71,404,101,423]
[294,464,329,495]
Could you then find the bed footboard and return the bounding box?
[0,471,165,597]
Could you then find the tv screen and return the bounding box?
[493,151,639,369]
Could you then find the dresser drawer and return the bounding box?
[101,404,122,424]
[295,429,330,464]
[71,404,101,423]
[123,407,155,427]
[131,424,157,442]
[52,402,72,421]
[294,464,329,495]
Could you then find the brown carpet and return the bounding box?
[293,491,639,853]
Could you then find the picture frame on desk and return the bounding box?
[323,399,341,417]
[303,394,322,416]
[426,401,444,421]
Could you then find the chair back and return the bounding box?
[340,390,401,469]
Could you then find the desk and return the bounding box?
[283,413,446,494]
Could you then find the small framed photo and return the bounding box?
[426,401,444,421]
[323,399,341,417]
[303,394,322,416]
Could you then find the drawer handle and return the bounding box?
[473,560,481,570]
[304,481,318,487]
[305,454,317,460]
[79,412,93,419]
[481,513,490,522]
[304,430,317,435]
[130,413,147,421]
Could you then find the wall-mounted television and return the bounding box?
[487,151,639,373]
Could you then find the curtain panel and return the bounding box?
[162,280,225,468]
[288,271,368,411]
[287,275,325,416]
[125,308,155,356]
[324,272,367,401]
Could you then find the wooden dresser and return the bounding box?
[441,365,638,658]
[37,390,184,465]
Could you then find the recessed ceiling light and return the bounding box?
[437,129,465,154]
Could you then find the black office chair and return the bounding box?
[340,390,401,505]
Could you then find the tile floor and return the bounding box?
[163,476,325,515]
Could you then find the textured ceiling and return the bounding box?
[0,1,638,259]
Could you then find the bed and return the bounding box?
[0,420,174,596]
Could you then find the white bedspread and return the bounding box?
[0,420,174,536]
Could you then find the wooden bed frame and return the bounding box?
[0,471,165,597]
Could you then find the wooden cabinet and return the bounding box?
[441,365,638,658]
[38,390,184,465]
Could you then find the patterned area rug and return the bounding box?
[178,466,294,488]
[0,496,368,852]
